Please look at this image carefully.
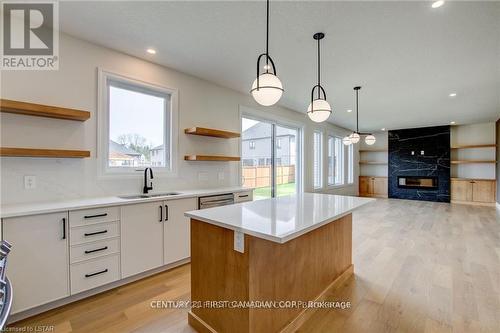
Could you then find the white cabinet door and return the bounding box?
[3,212,69,313]
[121,201,164,278]
[163,198,197,265]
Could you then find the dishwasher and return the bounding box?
[198,193,235,209]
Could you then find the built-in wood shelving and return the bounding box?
[451,160,496,164]
[0,147,90,158]
[0,99,90,121]
[451,177,496,181]
[184,127,240,139]
[451,144,496,149]
[184,155,240,162]
[359,161,388,165]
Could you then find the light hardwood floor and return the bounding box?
[9,199,500,332]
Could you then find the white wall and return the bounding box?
[0,33,357,205]
[451,122,496,179]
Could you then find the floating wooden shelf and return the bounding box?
[359,149,387,152]
[184,155,240,162]
[0,99,90,121]
[359,161,388,165]
[451,160,496,164]
[451,144,496,149]
[184,127,240,139]
[0,147,90,158]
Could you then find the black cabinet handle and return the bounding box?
[239,194,249,198]
[84,213,108,219]
[62,218,66,240]
[84,246,108,254]
[84,230,108,237]
[165,205,169,221]
[85,269,108,278]
[159,205,163,222]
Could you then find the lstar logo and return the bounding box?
[1,1,59,70]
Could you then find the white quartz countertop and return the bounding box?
[185,193,374,243]
[0,187,250,218]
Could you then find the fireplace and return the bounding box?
[397,176,438,189]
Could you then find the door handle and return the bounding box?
[84,246,108,254]
[84,213,108,219]
[84,230,108,237]
[62,218,66,240]
[159,205,163,222]
[165,205,169,221]
[85,269,108,278]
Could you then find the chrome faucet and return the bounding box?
[143,168,154,194]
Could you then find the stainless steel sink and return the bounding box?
[118,194,150,199]
[118,192,181,200]
[148,192,181,197]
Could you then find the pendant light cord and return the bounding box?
[356,88,359,133]
[266,0,270,68]
[317,37,320,99]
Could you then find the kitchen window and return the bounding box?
[98,70,178,176]
[347,144,354,184]
[328,136,344,186]
[313,131,323,189]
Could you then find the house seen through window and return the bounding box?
[107,79,171,170]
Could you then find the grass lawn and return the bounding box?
[253,182,296,200]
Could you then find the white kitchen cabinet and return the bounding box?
[3,212,70,313]
[163,197,197,265]
[121,201,164,278]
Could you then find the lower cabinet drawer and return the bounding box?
[70,221,119,245]
[70,254,120,294]
[70,238,120,264]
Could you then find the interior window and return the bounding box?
[106,79,171,171]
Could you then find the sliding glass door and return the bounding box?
[241,117,299,200]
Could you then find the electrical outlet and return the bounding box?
[24,175,36,189]
[234,231,244,253]
[218,172,225,181]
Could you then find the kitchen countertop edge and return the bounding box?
[0,187,251,219]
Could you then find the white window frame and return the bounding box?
[97,69,178,178]
[239,105,304,196]
[313,130,323,190]
[347,143,354,184]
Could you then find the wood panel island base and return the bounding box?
[185,193,373,333]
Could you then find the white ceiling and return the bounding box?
[59,1,500,131]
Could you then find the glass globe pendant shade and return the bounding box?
[251,73,283,106]
[342,136,352,145]
[349,132,360,144]
[307,99,332,123]
[365,135,376,145]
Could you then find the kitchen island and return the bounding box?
[185,193,373,333]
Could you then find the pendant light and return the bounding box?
[307,32,332,123]
[250,0,283,106]
[345,86,376,145]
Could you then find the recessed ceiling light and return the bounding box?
[381,128,386,131]
[347,109,352,113]
[432,0,444,8]
[450,121,456,125]
[146,48,156,54]
[449,92,457,97]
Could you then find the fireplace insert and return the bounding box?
[397,176,438,189]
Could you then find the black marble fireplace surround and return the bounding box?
[388,126,450,202]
